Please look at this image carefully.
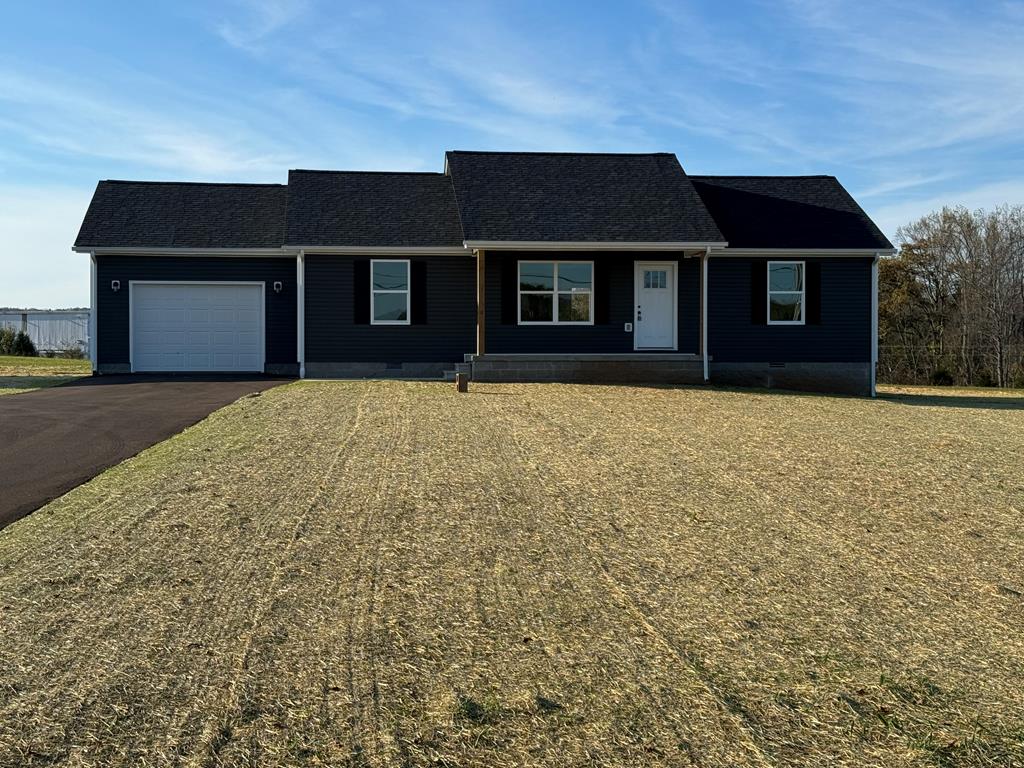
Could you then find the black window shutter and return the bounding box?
[501,256,518,325]
[594,259,610,324]
[805,261,822,324]
[411,260,427,324]
[751,260,767,324]
[353,259,370,324]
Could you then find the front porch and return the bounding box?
[468,353,706,384]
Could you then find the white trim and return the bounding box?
[702,248,710,381]
[370,259,411,325]
[466,240,726,252]
[89,252,97,372]
[127,280,266,373]
[766,260,806,326]
[712,247,896,257]
[633,260,679,351]
[871,253,880,397]
[517,260,595,325]
[297,251,305,379]
[74,247,293,256]
[298,245,467,255]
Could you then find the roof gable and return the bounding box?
[690,176,893,250]
[445,151,724,244]
[284,170,464,248]
[74,181,287,249]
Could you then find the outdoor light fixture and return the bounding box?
[273,281,283,293]
[111,280,120,292]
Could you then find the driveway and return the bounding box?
[0,375,288,529]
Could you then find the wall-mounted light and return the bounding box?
[273,281,283,294]
[111,280,120,292]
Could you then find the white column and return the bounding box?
[89,252,97,373]
[297,251,305,379]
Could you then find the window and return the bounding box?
[767,261,805,324]
[643,269,668,289]
[371,259,410,325]
[518,261,593,324]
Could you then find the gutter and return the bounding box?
[462,240,728,252]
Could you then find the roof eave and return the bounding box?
[463,240,729,251]
[711,246,897,257]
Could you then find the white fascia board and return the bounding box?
[294,245,469,255]
[74,246,297,257]
[712,247,897,257]
[463,240,728,252]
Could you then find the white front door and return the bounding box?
[634,262,677,350]
[131,282,264,372]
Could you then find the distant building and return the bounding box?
[0,309,90,354]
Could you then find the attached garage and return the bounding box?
[130,282,264,372]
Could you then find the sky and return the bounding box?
[2,0,1023,308]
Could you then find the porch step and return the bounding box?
[443,362,472,382]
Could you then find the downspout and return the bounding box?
[871,252,880,397]
[297,250,305,379]
[702,246,711,382]
[89,251,98,374]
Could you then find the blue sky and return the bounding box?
[2,0,1023,307]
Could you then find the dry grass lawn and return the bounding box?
[0,354,90,395]
[1,381,1022,767]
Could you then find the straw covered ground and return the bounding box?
[1,381,1022,767]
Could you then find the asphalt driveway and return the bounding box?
[0,375,288,529]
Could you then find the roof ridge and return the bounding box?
[100,180,286,187]
[691,174,837,180]
[290,169,446,176]
[447,150,676,158]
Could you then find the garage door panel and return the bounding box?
[132,283,263,372]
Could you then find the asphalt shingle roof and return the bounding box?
[690,175,894,250]
[74,181,287,249]
[445,151,724,244]
[284,170,464,247]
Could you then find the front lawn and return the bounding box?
[0,354,90,395]
[1,382,1022,766]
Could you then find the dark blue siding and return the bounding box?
[485,252,700,354]
[708,257,871,362]
[304,254,476,363]
[96,255,297,368]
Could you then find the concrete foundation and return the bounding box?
[304,361,449,379]
[471,354,704,384]
[711,362,872,396]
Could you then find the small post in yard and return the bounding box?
[455,372,469,393]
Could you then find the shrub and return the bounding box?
[0,326,15,355]
[929,368,954,386]
[11,331,37,357]
[59,345,87,360]
[1011,365,1024,390]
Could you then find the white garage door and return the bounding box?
[131,282,264,372]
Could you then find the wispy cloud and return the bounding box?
[215,0,309,52]
[0,69,293,179]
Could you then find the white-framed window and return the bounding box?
[518,261,594,325]
[371,259,410,325]
[767,261,805,325]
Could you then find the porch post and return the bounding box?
[701,248,710,382]
[476,249,486,356]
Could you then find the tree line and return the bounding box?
[879,205,1024,388]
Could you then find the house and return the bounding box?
[73,151,894,395]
